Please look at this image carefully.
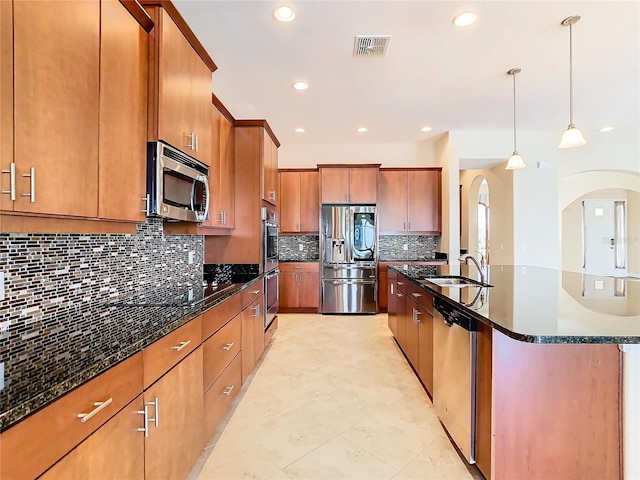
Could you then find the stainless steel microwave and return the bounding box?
[146,141,210,222]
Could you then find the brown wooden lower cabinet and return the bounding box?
[241,295,263,383]
[40,395,146,480]
[143,348,204,480]
[279,262,319,312]
[387,270,397,335]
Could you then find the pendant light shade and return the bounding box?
[558,15,587,148]
[505,68,526,170]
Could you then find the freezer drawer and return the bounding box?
[322,264,377,279]
[322,279,377,314]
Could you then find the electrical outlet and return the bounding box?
[188,251,195,264]
[298,243,304,251]
[0,272,4,301]
[403,244,408,251]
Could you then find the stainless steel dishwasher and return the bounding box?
[432,297,478,464]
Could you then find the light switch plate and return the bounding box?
[188,251,195,264]
[403,244,408,251]
[299,243,304,251]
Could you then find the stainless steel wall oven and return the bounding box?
[262,205,279,330]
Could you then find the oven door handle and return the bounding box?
[266,270,279,279]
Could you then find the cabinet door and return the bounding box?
[98,0,147,222]
[241,302,256,383]
[417,304,434,395]
[378,170,407,232]
[40,395,145,480]
[144,348,204,480]
[13,0,99,216]
[320,168,349,203]
[0,0,12,213]
[298,270,320,309]
[219,114,235,228]
[349,167,378,204]
[189,52,212,164]
[299,171,319,232]
[157,9,194,155]
[279,270,298,309]
[279,172,301,233]
[261,131,277,204]
[408,170,441,233]
[254,297,265,363]
[396,291,407,353]
[387,271,398,336]
[270,137,279,205]
[204,105,222,228]
[405,299,420,369]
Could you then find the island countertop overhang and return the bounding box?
[389,264,640,344]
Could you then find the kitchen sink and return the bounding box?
[420,276,492,288]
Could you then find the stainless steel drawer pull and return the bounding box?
[397,281,404,285]
[1,163,16,200]
[172,340,191,352]
[253,305,260,318]
[77,397,113,423]
[219,211,225,223]
[141,195,150,214]
[137,405,149,437]
[186,132,196,151]
[223,385,234,396]
[397,293,403,298]
[412,293,422,298]
[251,290,260,295]
[22,167,35,202]
[222,342,234,351]
[147,396,159,428]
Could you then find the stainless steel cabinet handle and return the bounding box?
[195,133,199,153]
[223,211,227,224]
[251,290,260,295]
[412,293,422,298]
[397,293,403,298]
[172,340,191,352]
[1,163,16,200]
[408,222,411,230]
[147,396,159,428]
[223,385,234,396]
[219,211,224,224]
[222,342,234,351]
[397,281,404,285]
[141,195,150,214]
[253,305,260,318]
[137,404,149,437]
[415,309,421,324]
[186,132,196,151]
[403,222,406,230]
[22,167,35,202]
[77,397,113,423]
[390,284,394,295]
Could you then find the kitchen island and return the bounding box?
[388,264,639,480]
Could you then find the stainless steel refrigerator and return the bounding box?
[321,205,377,313]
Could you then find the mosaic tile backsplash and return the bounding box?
[378,235,438,261]
[278,235,320,261]
[0,218,203,413]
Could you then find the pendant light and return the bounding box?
[558,15,587,148]
[505,68,526,170]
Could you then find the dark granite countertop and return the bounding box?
[389,264,640,344]
[0,276,262,432]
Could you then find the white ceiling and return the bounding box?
[173,1,639,149]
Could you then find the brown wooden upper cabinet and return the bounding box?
[207,104,235,229]
[279,170,319,233]
[1,0,149,224]
[378,168,441,234]
[143,4,215,165]
[262,132,279,205]
[318,165,379,204]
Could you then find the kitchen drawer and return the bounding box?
[203,315,242,391]
[241,281,264,309]
[404,280,434,314]
[203,352,242,442]
[265,316,278,346]
[202,293,241,340]
[279,262,319,273]
[143,316,202,389]
[1,352,143,480]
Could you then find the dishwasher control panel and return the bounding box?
[433,298,477,331]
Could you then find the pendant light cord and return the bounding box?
[512,72,517,151]
[569,22,574,125]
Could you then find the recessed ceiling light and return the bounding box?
[274,5,295,22]
[453,11,477,27]
[600,126,614,132]
[294,128,305,133]
[292,81,308,90]
[420,126,432,132]
[357,127,368,133]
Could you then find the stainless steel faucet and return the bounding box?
[459,253,487,284]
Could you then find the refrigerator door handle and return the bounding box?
[323,279,376,285]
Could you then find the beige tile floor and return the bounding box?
[192,313,483,480]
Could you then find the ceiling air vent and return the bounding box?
[353,35,391,57]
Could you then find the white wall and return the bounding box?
[279,141,437,168]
